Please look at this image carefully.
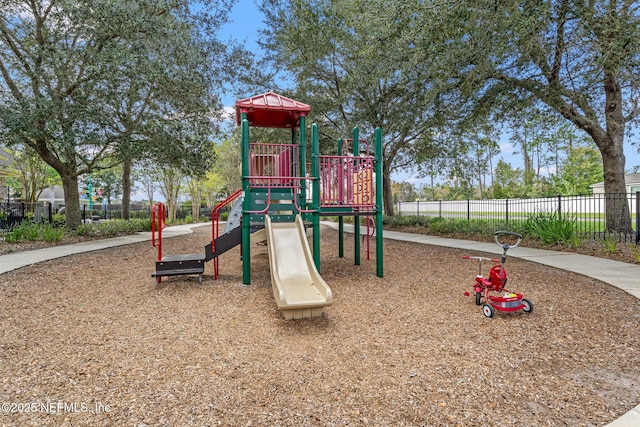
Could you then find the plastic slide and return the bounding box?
[265,215,333,319]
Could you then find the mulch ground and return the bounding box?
[0,225,638,426]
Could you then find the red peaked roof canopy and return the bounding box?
[235,91,311,128]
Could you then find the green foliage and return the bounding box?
[631,245,640,264]
[41,225,65,242]
[599,234,618,254]
[4,221,39,242]
[213,137,242,196]
[4,221,63,242]
[384,215,434,228]
[74,219,152,238]
[0,1,235,229]
[384,215,514,237]
[522,212,579,245]
[550,145,604,195]
[51,213,66,228]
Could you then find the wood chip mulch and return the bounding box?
[1,225,638,426]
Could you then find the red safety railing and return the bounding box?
[362,216,376,260]
[319,155,375,210]
[246,141,375,212]
[152,202,166,262]
[249,142,300,187]
[210,189,243,280]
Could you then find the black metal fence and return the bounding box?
[0,202,212,238]
[396,192,640,244]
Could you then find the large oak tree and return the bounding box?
[258,0,444,215]
[421,0,640,232]
[0,0,233,228]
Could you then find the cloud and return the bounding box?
[500,141,515,154]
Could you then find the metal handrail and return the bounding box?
[210,189,243,280]
[211,189,243,247]
[151,202,166,262]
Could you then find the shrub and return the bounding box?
[71,219,151,238]
[41,224,64,242]
[4,220,65,243]
[523,211,579,245]
[51,213,66,228]
[4,220,40,242]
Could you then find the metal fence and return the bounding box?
[0,202,211,238]
[396,192,640,244]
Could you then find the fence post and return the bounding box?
[82,204,86,223]
[397,201,400,215]
[505,198,509,224]
[636,191,640,245]
[416,200,419,216]
[48,202,53,224]
[557,194,562,221]
[467,199,470,221]
[439,200,442,218]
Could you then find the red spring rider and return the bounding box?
[463,231,533,318]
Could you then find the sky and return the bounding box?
[218,0,640,187]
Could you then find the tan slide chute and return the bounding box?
[265,215,333,319]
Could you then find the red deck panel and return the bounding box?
[235,91,311,128]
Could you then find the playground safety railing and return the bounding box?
[362,216,376,260]
[249,142,300,186]
[318,154,375,210]
[151,202,166,261]
[210,189,243,280]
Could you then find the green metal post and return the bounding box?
[337,138,344,258]
[353,127,360,266]
[311,123,321,272]
[241,115,251,285]
[375,127,384,278]
[299,115,307,214]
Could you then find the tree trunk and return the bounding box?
[598,136,632,233]
[382,160,394,216]
[121,158,132,220]
[61,173,81,229]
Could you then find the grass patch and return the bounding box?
[600,234,618,254]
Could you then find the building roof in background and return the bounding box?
[590,173,640,188]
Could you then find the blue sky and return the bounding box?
[219,0,264,107]
[218,0,640,186]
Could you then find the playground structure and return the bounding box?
[152,91,384,319]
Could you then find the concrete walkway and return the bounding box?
[1,222,638,426]
[0,223,199,275]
